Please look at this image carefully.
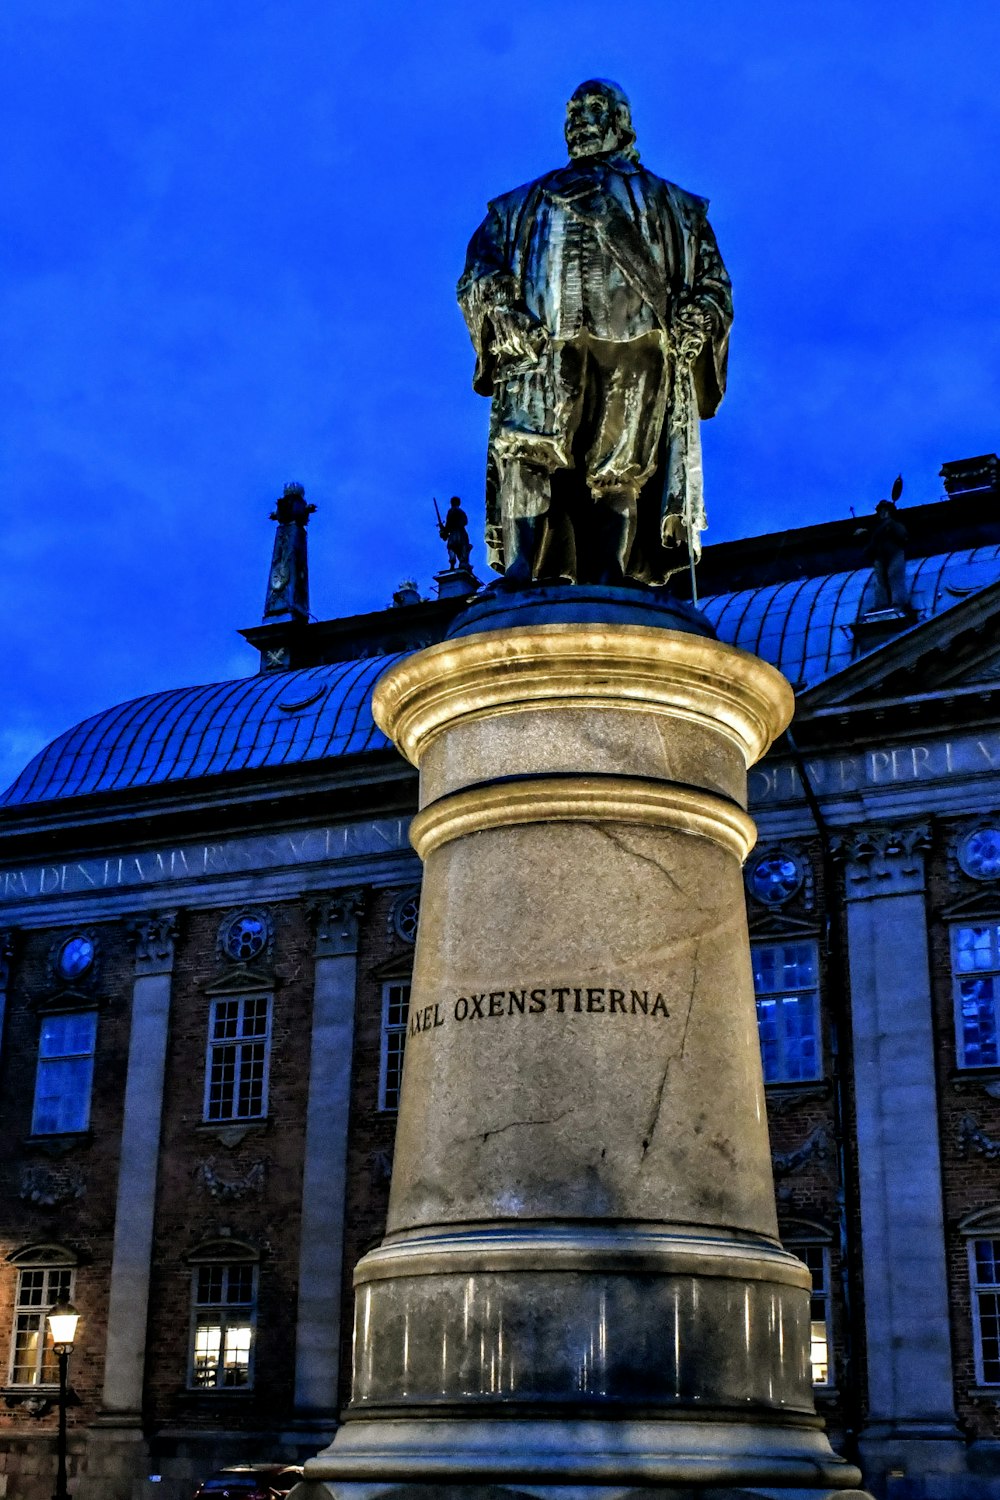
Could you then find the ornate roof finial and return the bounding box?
[263,482,316,625]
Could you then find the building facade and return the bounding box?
[2,457,1000,1499]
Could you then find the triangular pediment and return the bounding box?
[800,577,1000,711]
[747,910,820,940]
[940,886,1000,922]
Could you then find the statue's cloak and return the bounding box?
[458,154,733,582]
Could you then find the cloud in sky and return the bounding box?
[2,0,999,791]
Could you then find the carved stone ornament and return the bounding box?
[832,823,931,899]
[193,1157,266,1202]
[19,1163,86,1209]
[127,910,178,975]
[772,1124,835,1203]
[216,908,274,966]
[310,888,366,958]
[458,78,732,587]
[958,1114,1000,1160]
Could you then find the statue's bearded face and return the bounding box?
[565,91,624,159]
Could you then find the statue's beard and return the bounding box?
[567,126,623,159]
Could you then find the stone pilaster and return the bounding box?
[836,826,962,1479]
[293,889,365,1423]
[0,929,13,1064]
[100,911,178,1416]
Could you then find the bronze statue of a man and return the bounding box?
[458,79,732,586]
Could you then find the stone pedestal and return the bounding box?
[302,588,867,1500]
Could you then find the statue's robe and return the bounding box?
[458,151,732,582]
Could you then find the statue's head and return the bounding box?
[565,79,637,161]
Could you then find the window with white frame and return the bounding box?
[203,996,271,1121]
[189,1257,257,1390]
[781,1231,833,1388]
[800,1244,833,1387]
[952,924,1000,1068]
[970,1237,1000,1385]
[751,942,821,1084]
[378,982,411,1112]
[32,1010,97,1134]
[8,1249,76,1387]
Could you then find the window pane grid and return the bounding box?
[786,1244,831,1387]
[205,997,271,1121]
[190,1264,256,1390]
[752,943,821,1084]
[379,983,411,1111]
[953,927,1000,1067]
[9,1268,73,1386]
[972,1238,1000,1384]
[32,1012,97,1135]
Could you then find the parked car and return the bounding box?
[192,1465,303,1499]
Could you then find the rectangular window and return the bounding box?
[378,982,411,1112]
[9,1266,74,1386]
[971,1238,1000,1384]
[952,925,1000,1068]
[190,1263,257,1389]
[204,996,271,1122]
[751,942,821,1084]
[798,1244,833,1387]
[32,1011,97,1134]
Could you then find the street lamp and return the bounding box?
[46,1300,79,1500]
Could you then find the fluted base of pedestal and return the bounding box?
[299,1413,865,1497]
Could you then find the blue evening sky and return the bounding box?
[2,1,999,793]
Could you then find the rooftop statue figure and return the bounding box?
[435,495,473,571]
[458,79,732,587]
[862,475,909,612]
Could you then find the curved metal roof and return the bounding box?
[5,544,1000,809]
[2,656,397,808]
[701,543,1000,690]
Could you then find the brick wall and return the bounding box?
[0,918,132,1491]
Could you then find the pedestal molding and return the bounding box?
[409,774,757,860]
[373,624,794,769]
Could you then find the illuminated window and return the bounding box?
[799,1244,833,1386]
[190,1262,257,1390]
[971,1238,1000,1385]
[952,925,1000,1068]
[204,996,271,1121]
[32,1011,97,1134]
[8,1250,75,1387]
[379,983,411,1112]
[751,942,821,1083]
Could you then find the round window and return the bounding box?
[222,913,269,963]
[56,934,95,980]
[393,891,420,944]
[747,852,803,906]
[958,827,1000,882]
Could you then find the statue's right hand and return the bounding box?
[490,306,547,366]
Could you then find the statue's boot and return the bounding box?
[591,490,636,585]
[506,516,543,583]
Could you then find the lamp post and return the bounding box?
[47,1300,79,1500]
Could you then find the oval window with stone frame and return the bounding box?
[392,889,420,944]
[221,912,270,964]
[55,934,96,981]
[959,827,1000,882]
[747,851,803,906]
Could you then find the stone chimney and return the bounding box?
[940,453,1000,500]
